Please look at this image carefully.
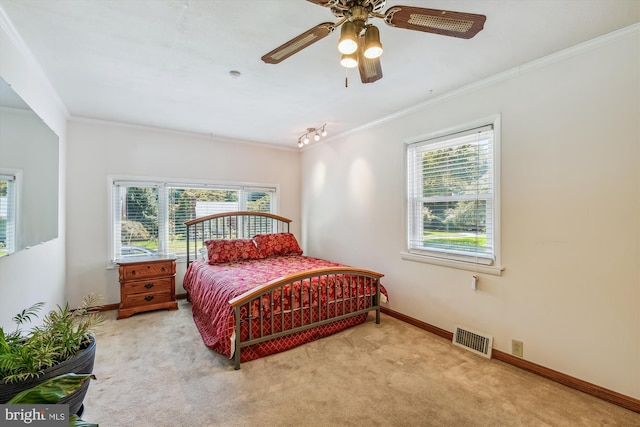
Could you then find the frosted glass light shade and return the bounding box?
[364,25,383,59]
[338,21,358,54]
[340,53,358,68]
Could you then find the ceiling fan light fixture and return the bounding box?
[338,21,358,54]
[303,135,310,144]
[314,132,321,141]
[263,3,487,87]
[340,52,358,68]
[364,25,383,59]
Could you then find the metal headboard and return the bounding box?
[184,211,292,265]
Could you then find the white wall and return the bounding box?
[0,9,68,329]
[0,108,59,250]
[65,120,301,307]
[301,28,640,398]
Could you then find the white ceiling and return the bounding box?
[1,0,638,148]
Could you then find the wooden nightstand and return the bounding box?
[116,255,178,319]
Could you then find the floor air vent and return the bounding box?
[453,326,493,358]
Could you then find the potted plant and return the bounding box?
[7,373,98,426]
[0,294,103,415]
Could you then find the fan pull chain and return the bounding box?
[345,68,349,88]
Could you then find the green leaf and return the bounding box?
[7,373,96,404]
[12,302,45,326]
[69,414,99,427]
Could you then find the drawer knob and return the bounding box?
[144,283,154,289]
[145,295,154,302]
[131,270,136,275]
[161,267,166,271]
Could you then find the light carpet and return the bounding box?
[82,300,640,426]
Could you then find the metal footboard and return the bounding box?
[229,267,383,370]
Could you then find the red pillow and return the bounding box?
[253,233,303,258]
[204,239,260,264]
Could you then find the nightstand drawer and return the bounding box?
[123,277,173,295]
[121,289,172,308]
[120,261,175,281]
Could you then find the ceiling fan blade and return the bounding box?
[261,23,335,64]
[384,6,486,39]
[357,50,383,84]
[305,0,339,7]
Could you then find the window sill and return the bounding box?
[400,251,504,276]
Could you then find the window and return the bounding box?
[111,180,277,261]
[0,172,17,257]
[406,121,499,268]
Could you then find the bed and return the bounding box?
[183,211,386,369]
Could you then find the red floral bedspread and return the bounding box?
[183,255,387,362]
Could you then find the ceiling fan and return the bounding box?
[261,0,487,84]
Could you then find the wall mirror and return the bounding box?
[0,77,59,256]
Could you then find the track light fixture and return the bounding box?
[297,124,328,148]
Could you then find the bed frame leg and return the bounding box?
[375,279,381,324]
[234,306,241,369]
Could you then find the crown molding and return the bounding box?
[331,23,640,141]
[68,115,299,152]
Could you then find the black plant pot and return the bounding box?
[0,335,96,415]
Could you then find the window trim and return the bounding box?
[0,169,20,256]
[108,175,280,264]
[402,115,503,274]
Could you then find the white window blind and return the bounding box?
[0,173,17,257]
[111,180,276,261]
[407,125,496,265]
